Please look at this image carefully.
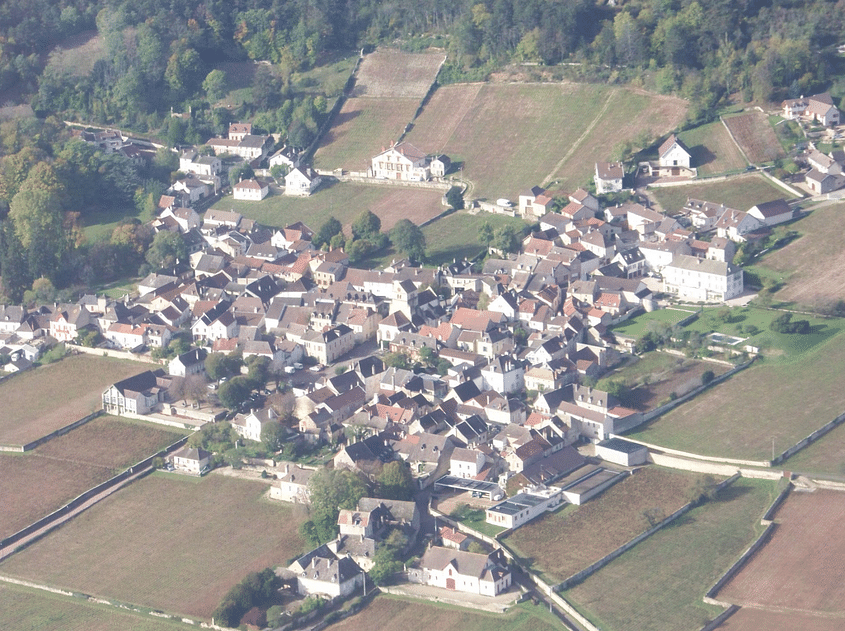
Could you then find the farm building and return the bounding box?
[409,547,511,596]
[485,487,563,530]
[169,446,211,475]
[595,438,648,466]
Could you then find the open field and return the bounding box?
[352,48,445,97]
[678,121,748,176]
[314,98,421,170]
[505,467,706,583]
[714,607,845,631]
[0,474,308,619]
[211,182,445,233]
[405,83,687,199]
[749,202,845,309]
[599,352,731,412]
[723,112,786,164]
[626,328,845,461]
[0,583,194,631]
[782,421,845,477]
[563,478,777,631]
[0,354,150,447]
[0,415,186,539]
[718,489,845,614]
[651,173,791,213]
[420,211,529,265]
[328,594,560,631]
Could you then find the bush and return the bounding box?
[769,312,810,334]
[701,370,715,385]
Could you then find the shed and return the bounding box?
[595,438,648,466]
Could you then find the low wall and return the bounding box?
[759,168,805,198]
[70,344,160,364]
[699,605,740,631]
[336,175,451,190]
[622,437,769,468]
[772,411,845,465]
[704,522,777,605]
[428,504,509,552]
[761,483,792,524]
[649,452,740,476]
[0,436,188,552]
[113,408,210,430]
[531,572,601,631]
[20,410,104,452]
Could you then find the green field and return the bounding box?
[0,583,194,631]
[210,181,445,233]
[563,478,777,631]
[626,327,845,461]
[651,173,791,214]
[781,420,845,478]
[328,594,560,631]
[505,467,706,583]
[611,308,696,338]
[421,211,530,265]
[405,83,688,199]
[678,121,748,176]
[0,474,308,620]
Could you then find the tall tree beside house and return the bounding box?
[202,69,228,103]
[313,216,343,249]
[390,219,426,261]
[218,376,252,411]
[300,468,368,546]
[369,529,407,585]
[493,224,521,254]
[375,461,415,501]
[8,187,67,282]
[145,230,187,270]
[351,210,381,241]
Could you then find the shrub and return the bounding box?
[701,370,715,385]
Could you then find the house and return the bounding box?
[480,355,525,394]
[782,92,840,126]
[271,463,316,503]
[662,254,744,302]
[485,487,564,530]
[439,526,469,550]
[430,155,451,178]
[232,407,279,442]
[392,432,457,487]
[171,177,209,203]
[102,370,173,415]
[169,446,211,475]
[714,209,761,242]
[409,547,511,597]
[450,447,486,479]
[293,554,364,598]
[50,305,94,342]
[747,199,792,227]
[168,348,207,377]
[284,167,322,196]
[370,143,430,181]
[518,186,547,218]
[300,324,355,364]
[658,134,692,169]
[268,145,300,170]
[806,168,844,194]
[595,162,624,194]
[233,178,269,201]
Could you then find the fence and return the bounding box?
[0,436,188,552]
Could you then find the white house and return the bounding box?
[480,355,524,394]
[713,209,761,242]
[233,178,269,201]
[747,199,792,227]
[662,254,744,302]
[658,134,692,169]
[231,407,278,443]
[450,447,486,479]
[170,446,211,474]
[411,547,511,597]
[595,161,624,194]
[284,167,322,197]
[370,142,430,181]
[485,487,564,530]
[168,348,207,377]
[270,463,315,503]
[782,92,840,126]
[294,555,364,598]
[430,154,451,178]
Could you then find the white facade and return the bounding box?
[370,143,430,181]
[413,547,511,597]
[659,140,691,168]
[284,167,321,196]
[233,179,269,201]
[485,488,564,530]
[662,254,744,302]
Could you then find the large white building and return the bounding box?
[410,547,511,596]
[662,254,744,302]
[370,142,430,181]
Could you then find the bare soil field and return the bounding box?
[352,48,446,98]
[753,202,845,309]
[678,121,748,176]
[0,474,308,620]
[328,594,559,631]
[505,467,706,582]
[626,360,730,411]
[717,489,845,614]
[714,607,845,631]
[0,583,192,631]
[314,97,420,170]
[627,330,845,461]
[723,112,785,164]
[0,415,185,539]
[0,354,152,447]
[405,83,686,199]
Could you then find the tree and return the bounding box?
[9,187,66,280]
[369,528,407,585]
[203,69,228,102]
[351,210,381,240]
[261,420,286,452]
[302,468,368,544]
[390,219,426,261]
[701,370,715,385]
[218,376,252,410]
[493,224,521,254]
[245,355,270,391]
[446,186,464,210]
[479,222,494,249]
[376,461,415,501]
[383,352,410,369]
[145,231,187,269]
[418,346,435,367]
[314,216,343,248]
[206,352,233,381]
[687,474,719,506]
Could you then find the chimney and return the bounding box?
[312,557,317,568]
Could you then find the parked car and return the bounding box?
[284,366,296,374]
[309,364,322,373]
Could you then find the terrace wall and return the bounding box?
[772,410,845,465]
[703,522,777,606]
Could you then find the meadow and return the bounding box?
[677,120,748,176]
[650,173,791,213]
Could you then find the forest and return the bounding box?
[0,0,844,303]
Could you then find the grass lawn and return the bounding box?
[210,181,445,233]
[0,473,308,620]
[405,83,687,200]
[0,583,195,631]
[449,504,506,538]
[611,308,696,338]
[747,202,845,310]
[83,205,151,243]
[651,174,791,214]
[0,354,151,447]
[626,327,845,460]
[0,415,186,539]
[562,478,778,631]
[781,420,845,478]
[678,121,748,176]
[328,594,560,631]
[504,467,707,583]
[420,211,530,266]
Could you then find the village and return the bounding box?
[2,73,845,631]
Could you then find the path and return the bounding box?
[0,466,152,562]
[541,90,616,187]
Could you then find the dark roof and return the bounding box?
[599,437,647,454]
